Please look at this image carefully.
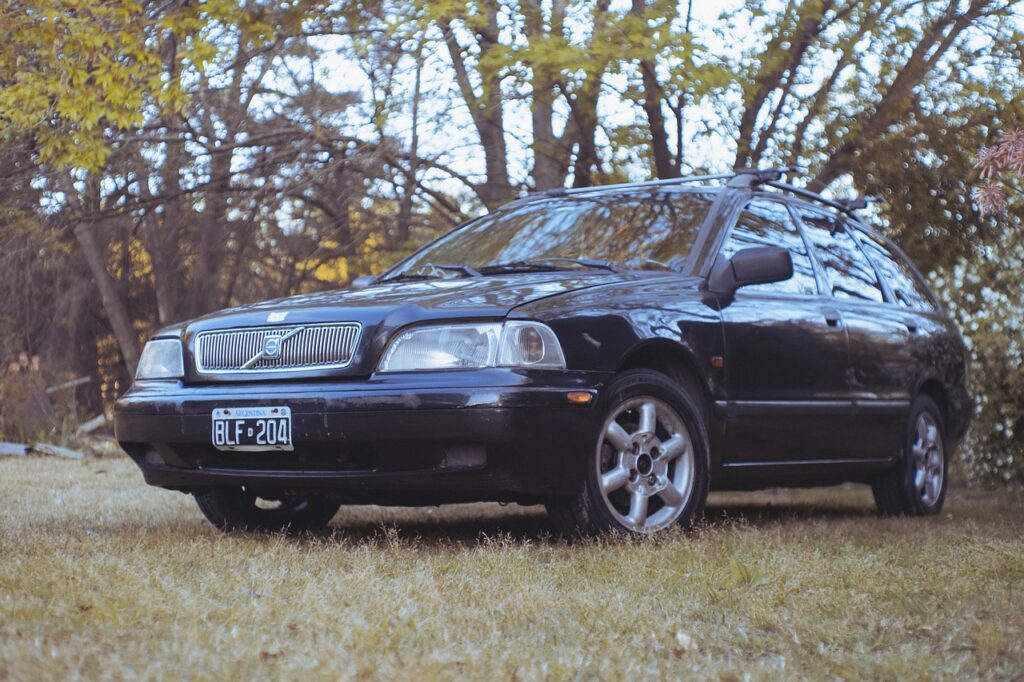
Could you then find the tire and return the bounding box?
[194,487,341,533]
[872,394,948,516]
[546,369,710,536]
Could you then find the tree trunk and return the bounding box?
[530,88,567,190]
[149,28,186,324]
[439,4,513,209]
[632,0,676,179]
[396,37,425,245]
[570,107,600,188]
[190,143,231,317]
[476,2,513,207]
[566,0,611,187]
[139,138,184,326]
[524,0,569,190]
[74,222,140,375]
[640,60,676,179]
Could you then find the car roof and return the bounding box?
[514,168,871,220]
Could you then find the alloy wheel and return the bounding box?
[596,396,695,532]
[912,412,944,506]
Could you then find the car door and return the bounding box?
[854,227,949,444]
[794,208,912,461]
[715,197,853,466]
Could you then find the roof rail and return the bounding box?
[532,167,799,197]
[727,166,800,188]
[518,167,866,214]
[528,173,734,199]
[764,181,871,215]
[835,197,871,212]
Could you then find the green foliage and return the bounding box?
[0,0,235,169]
[931,228,1024,489]
[853,107,1020,274]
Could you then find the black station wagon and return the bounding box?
[115,168,972,535]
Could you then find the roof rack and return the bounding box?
[764,181,871,215]
[529,172,734,199]
[520,167,869,215]
[727,166,800,188]
[835,197,871,212]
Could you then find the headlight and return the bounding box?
[378,321,565,372]
[136,339,184,380]
[498,321,565,367]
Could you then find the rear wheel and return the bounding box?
[872,395,948,516]
[194,487,341,533]
[547,369,710,536]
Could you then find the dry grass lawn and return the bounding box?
[1,456,1022,680]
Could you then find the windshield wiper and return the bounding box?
[381,263,481,282]
[481,257,618,273]
[430,263,482,277]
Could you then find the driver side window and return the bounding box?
[720,199,818,296]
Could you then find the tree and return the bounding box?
[716,0,1023,197]
[0,0,219,169]
[422,0,619,202]
[0,1,425,379]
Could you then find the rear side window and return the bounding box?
[856,231,936,311]
[798,209,884,303]
[720,199,818,295]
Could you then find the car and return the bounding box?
[114,167,973,535]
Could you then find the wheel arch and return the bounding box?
[615,340,713,422]
[915,377,950,428]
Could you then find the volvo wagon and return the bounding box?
[114,168,972,535]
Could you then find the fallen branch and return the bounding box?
[0,442,28,457]
[79,435,123,459]
[45,376,91,395]
[75,411,111,436]
[28,443,85,460]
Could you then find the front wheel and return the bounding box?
[194,487,341,533]
[547,369,710,536]
[872,395,949,516]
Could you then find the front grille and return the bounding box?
[194,323,361,373]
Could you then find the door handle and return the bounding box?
[823,309,842,328]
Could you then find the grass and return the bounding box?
[1,457,1022,681]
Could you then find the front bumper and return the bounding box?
[114,369,607,503]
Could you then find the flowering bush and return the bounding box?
[931,228,1024,488]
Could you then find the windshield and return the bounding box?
[391,189,715,277]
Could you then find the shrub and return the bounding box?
[931,229,1024,488]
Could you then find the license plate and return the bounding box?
[211,406,293,452]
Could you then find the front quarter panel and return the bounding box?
[511,275,725,398]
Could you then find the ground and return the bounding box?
[1,457,1021,680]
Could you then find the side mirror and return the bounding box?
[707,246,793,296]
[351,275,377,289]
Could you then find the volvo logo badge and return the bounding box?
[263,336,282,359]
[239,326,305,369]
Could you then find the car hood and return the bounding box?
[184,272,631,332]
[168,272,641,381]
